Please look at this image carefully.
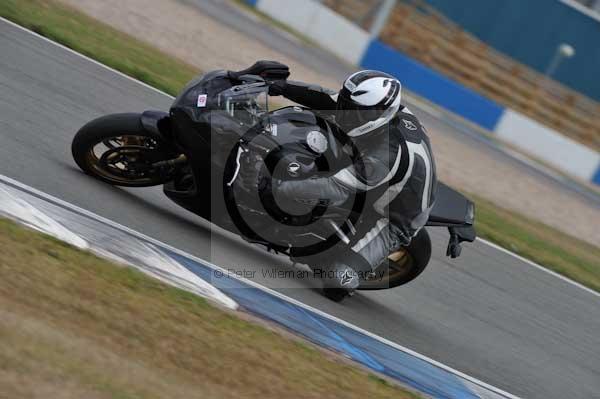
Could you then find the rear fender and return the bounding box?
[427,182,477,258]
[427,182,474,227]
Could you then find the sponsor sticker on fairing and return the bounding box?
[197,94,208,108]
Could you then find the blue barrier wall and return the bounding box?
[361,40,505,130]
[423,0,600,102]
[594,166,600,185]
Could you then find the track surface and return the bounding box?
[1,20,599,399]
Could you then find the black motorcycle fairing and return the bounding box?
[162,70,476,260]
[165,71,272,223]
[261,107,351,178]
[225,107,368,255]
[169,70,269,163]
[172,70,231,113]
[140,110,172,140]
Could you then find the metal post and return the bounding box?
[544,43,575,79]
[544,50,563,79]
[535,43,575,109]
[369,0,397,39]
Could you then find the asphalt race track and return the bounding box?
[1,19,599,399]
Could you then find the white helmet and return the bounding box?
[336,70,402,137]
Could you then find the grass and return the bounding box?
[472,194,600,292]
[0,0,598,292]
[0,218,421,399]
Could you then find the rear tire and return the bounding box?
[358,228,431,290]
[72,113,176,187]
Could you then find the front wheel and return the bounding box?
[358,228,432,290]
[72,113,178,187]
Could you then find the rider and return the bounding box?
[265,70,437,297]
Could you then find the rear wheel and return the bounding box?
[72,113,178,187]
[358,228,431,290]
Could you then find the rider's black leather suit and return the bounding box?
[272,81,438,272]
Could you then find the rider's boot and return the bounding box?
[321,262,359,302]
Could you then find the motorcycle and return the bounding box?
[71,61,476,301]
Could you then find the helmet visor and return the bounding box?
[335,94,386,134]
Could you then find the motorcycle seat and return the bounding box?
[229,60,290,81]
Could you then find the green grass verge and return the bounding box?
[0,0,598,293]
[0,218,421,398]
[472,194,600,292]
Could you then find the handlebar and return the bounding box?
[228,60,290,82]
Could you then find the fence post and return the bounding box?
[369,0,397,39]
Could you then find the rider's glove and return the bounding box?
[268,80,287,97]
[239,152,264,194]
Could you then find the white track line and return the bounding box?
[0,17,175,100]
[477,238,599,299]
[0,174,518,399]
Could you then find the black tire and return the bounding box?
[357,228,432,290]
[72,113,175,187]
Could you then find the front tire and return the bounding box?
[72,113,176,187]
[358,228,432,290]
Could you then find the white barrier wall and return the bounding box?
[256,0,370,64]
[495,110,600,181]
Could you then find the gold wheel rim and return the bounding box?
[84,135,160,185]
[388,250,408,263]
